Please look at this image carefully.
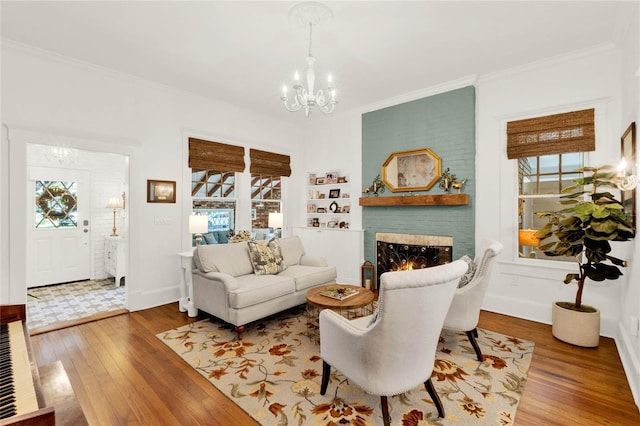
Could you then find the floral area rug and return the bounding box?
[158,307,534,425]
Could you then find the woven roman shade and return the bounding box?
[249,149,291,177]
[188,137,245,172]
[506,108,595,159]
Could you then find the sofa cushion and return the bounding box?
[196,243,253,276]
[215,231,229,244]
[247,240,287,275]
[229,275,295,309]
[278,264,337,291]
[278,236,306,266]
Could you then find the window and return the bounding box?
[251,173,281,240]
[34,180,78,229]
[509,109,594,261]
[518,154,584,260]
[192,170,236,233]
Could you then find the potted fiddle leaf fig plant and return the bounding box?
[535,165,636,347]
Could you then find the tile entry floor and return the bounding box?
[27,278,126,330]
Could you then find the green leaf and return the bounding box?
[591,219,618,233]
[563,274,579,284]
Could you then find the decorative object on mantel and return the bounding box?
[382,148,442,192]
[280,2,337,117]
[535,165,636,347]
[439,168,456,192]
[451,178,468,193]
[363,174,385,195]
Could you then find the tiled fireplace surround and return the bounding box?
[375,233,453,285]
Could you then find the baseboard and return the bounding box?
[616,324,640,409]
[128,285,180,312]
[483,294,618,338]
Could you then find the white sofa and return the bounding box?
[192,235,337,339]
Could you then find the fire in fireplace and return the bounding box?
[376,233,453,286]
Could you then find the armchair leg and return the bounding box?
[320,361,331,395]
[424,378,445,418]
[466,328,483,361]
[380,396,391,426]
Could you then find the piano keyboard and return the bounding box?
[0,320,39,420]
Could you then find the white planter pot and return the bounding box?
[551,302,600,347]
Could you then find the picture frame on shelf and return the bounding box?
[327,221,338,228]
[329,189,340,198]
[337,176,347,183]
[339,221,349,229]
[307,203,316,213]
[341,193,350,198]
[312,218,320,227]
[317,207,327,213]
[315,177,326,185]
[308,173,317,185]
[318,193,326,199]
[325,171,339,184]
[147,179,176,203]
[329,201,339,213]
[342,205,350,213]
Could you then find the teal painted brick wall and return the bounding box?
[361,86,476,263]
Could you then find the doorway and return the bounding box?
[25,143,129,330]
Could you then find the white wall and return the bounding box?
[617,2,640,406]
[1,41,303,310]
[476,46,625,335]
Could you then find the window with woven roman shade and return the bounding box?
[249,149,292,177]
[188,137,245,172]
[249,149,289,232]
[189,137,245,245]
[506,108,595,159]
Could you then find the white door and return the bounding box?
[27,167,91,287]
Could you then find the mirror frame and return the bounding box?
[381,148,442,192]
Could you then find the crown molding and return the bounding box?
[478,43,618,84]
[357,75,478,116]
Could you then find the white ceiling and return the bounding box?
[0,1,633,123]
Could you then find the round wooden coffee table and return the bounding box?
[306,284,375,343]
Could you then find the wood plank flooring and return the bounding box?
[30,303,640,425]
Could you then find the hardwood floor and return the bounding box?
[30,303,640,425]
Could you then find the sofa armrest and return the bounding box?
[193,270,240,291]
[300,255,328,267]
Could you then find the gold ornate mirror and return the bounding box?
[381,148,442,192]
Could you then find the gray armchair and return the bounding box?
[319,259,468,425]
[443,239,503,361]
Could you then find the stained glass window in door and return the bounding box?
[34,180,78,228]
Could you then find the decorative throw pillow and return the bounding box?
[458,255,477,288]
[247,240,287,275]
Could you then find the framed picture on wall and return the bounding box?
[621,122,636,227]
[147,180,176,203]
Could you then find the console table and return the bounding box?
[177,251,197,317]
[104,236,126,287]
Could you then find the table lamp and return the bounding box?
[106,197,123,237]
[268,212,283,238]
[518,229,540,258]
[189,214,208,245]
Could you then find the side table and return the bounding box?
[177,251,197,317]
[306,284,376,344]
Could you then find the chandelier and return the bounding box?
[281,2,337,117]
